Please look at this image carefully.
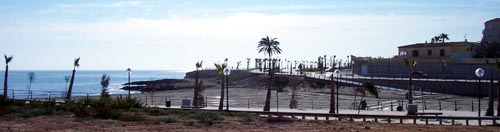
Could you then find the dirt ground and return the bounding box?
[1,114,499,132]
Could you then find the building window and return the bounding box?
[440,49,445,57]
[412,50,419,57]
[427,50,432,56]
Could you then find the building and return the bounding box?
[397,41,479,60]
[482,18,500,43]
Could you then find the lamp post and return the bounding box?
[223,67,231,111]
[475,68,484,117]
[126,68,131,99]
[334,69,341,113]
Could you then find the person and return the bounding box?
[360,100,367,110]
[396,105,403,111]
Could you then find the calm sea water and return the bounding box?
[0,70,185,98]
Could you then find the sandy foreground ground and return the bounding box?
[1,114,499,132]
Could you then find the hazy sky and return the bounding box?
[1,0,499,71]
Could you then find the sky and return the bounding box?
[0,0,499,71]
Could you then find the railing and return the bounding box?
[159,107,500,126]
[0,89,99,100]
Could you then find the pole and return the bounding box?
[226,75,229,111]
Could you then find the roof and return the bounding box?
[485,18,500,24]
[398,41,479,48]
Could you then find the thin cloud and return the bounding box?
[55,1,147,9]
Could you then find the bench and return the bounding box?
[416,112,443,116]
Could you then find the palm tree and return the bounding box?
[329,72,336,113]
[439,33,449,43]
[100,74,110,98]
[236,61,241,70]
[64,75,70,97]
[214,63,227,110]
[246,58,251,70]
[434,36,441,43]
[66,57,80,101]
[404,58,416,104]
[27,72,35,99]
[193,60,203,107]
[3,55,13,99]
[496,58,500,116]
[258,36,282,112]
[485,59,494,116]
[431,37,436,43]
[289,77,303,109]
[357,82,379,114]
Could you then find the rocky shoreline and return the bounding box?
[120,70,332,93]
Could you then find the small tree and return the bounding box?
[193,60,203,107]
[100,74,110,98]
[357,82,379,114]
[27,72,35,99]
[236,61,241,70]
[214,63,227,110]
[404,58,416,104]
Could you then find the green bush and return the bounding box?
[191,111,224,125]
[119,113,146,122]
[159,117,177,123]
[143,107,170,116]
[241,115,253,124]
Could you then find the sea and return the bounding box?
[0,70,185,98]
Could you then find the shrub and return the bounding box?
[120,113,146,122]
[159,117,177,123]
[241,115,253,125]
[191,111,224,125]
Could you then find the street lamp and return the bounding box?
[126,68,131,99]
[475,68,484,117]
[223,67,231,111]
[334,69,341,113]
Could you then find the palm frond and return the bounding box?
[74,57,81,67]
[362,82,379,98]
[4,54,13,64]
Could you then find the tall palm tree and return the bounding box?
[485,60,494,116]
[439,33,449,43]
[193,61,203,107]
[214,63,227,110]
[3,55,13,99]
[236,61,241,70]
[357,82,379,114]
[100,74,110,98]
[404,58,416,104]
[258,36,282,112]
[329,72,336,113]
[246,58,251,70]
[27,72,35,99]
[496,58,500,116]
[66,57,80,101]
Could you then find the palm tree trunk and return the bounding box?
[193,70,199,108]
[486,71,494,116]
[329,75,335,113]
[66,68,76,100]
[218,75,225,110]
[497,77,500,117]
[357,96,364,114]
[3,65,8,98]
[408,74,413,104]
[290,85,297,109]
[263,56,272,112]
